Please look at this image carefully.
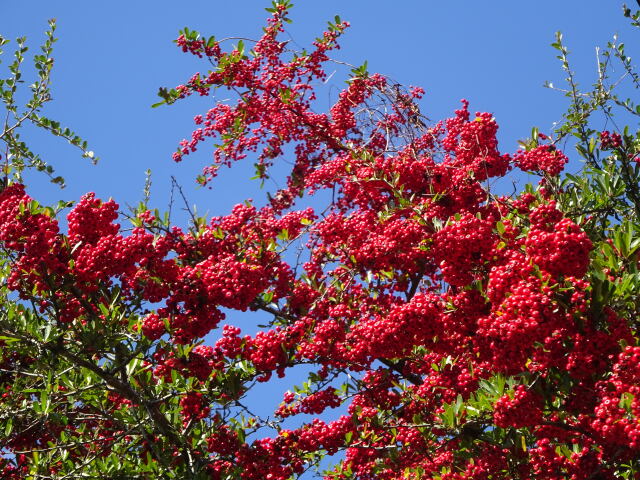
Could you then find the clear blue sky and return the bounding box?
[2,0,638,448]
[2,1,637,215]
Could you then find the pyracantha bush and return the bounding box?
[1,2,640,479]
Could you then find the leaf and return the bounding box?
[42,323,52,342]
[344,431,353,444]
[262,290,274,304]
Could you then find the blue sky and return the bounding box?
[2,1,637,216]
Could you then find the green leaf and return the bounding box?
[344,431,353,444]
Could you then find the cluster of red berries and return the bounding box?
[513,145,568,176]
[493,385,542,428]
[179,392,210,423]
[600,130,623,149]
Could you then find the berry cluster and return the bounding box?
[493,385,542,428]
[600,130,623,149]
